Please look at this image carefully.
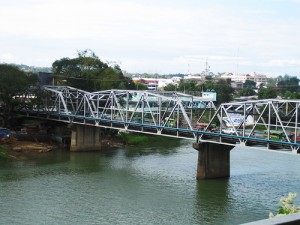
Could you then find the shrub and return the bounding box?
[269,193,300,218]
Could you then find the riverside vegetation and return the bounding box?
[269,193,300,218]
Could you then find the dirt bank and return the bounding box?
[11,141,55,153]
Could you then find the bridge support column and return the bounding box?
[70,125,101,151]
[192,142,234,179]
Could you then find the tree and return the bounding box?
[283,91,300,100]
[163,83,177,91]
[243,80,256,89]
[135,82,148,90]
[203,79,233,105]
[267,77,277,87]
[277,75,299,94]
[52,50,135,91]
[0,64,37,127]
[177,80,199,93]
[258,88,277,99]
[238,87,256,96]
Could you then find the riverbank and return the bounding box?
[0,131,179,160]
[0,139,58,160]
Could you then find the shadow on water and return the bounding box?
[67,149,119,173]
[193,179,230,225]
[0,148,116,182]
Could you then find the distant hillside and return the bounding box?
[11,64,52,73]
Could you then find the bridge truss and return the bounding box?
[24,86,300,153]
[201,99,300,153]
[28,86,216,139]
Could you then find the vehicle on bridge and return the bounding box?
[0,128,10,141]
[263,130,284,141]
[288,132,300,143]
[164,117,176,127]
[194,122,218,132]
[222,128,241,135]
[194,122,209,130]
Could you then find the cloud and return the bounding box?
[0,53,14,61]
[263,59,300,67]
[0,0,299,76]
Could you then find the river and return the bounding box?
[1,139,300,225]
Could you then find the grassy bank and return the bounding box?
[0,146,13,160]
[116,133,180,146]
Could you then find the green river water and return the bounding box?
[1,139,300,225]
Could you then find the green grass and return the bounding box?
[116,133,179,146]
[0,146,12,160]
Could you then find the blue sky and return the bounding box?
[0,0,300,76]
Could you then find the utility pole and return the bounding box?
[205,57,210,76]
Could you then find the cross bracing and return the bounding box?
[25,86,300,153]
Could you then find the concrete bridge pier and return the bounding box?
[70,125,102,151]
[193,142,234,179]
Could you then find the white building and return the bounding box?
[221,73,254,83]
[183,75,203,83]
[221,72,267,86]
[253,72,267,85]
[202,90,217,101]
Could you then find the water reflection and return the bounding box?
[124,138,182,157]
[194,179,230,225]
[3,141,300,224]
[0,150,71,182]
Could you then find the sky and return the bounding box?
[1,0,300,77]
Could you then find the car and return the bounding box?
[222,128,240,135]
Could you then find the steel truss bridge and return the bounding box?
[24,86,300,153]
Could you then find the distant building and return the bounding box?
[183,75,203,84]
[132,77,183,90]
[253,72,267,86]
[221,72,267,89]
[221,73,254,83]
[231,81,243,90]
[202,89,217,101]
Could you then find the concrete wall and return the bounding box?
[70,125,102,151]
[241,212,300,225]
[193,142,234,179]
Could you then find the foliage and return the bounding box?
[258,88,277,99]
[243,80,256,88]
[203,79,233,105]
[267,77,277,87]
[0,146,12,160]
[238,87,256,96]
[52,49,135,91]
[163,83,177,91]
[282,91,300,100]
[177,80,199,92]
[277,75,299,94]
[0,64,38,127]
[117,133,180,146]
[135,82,148,90]
[269,193,300,218]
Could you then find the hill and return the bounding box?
[11,64,52,73]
